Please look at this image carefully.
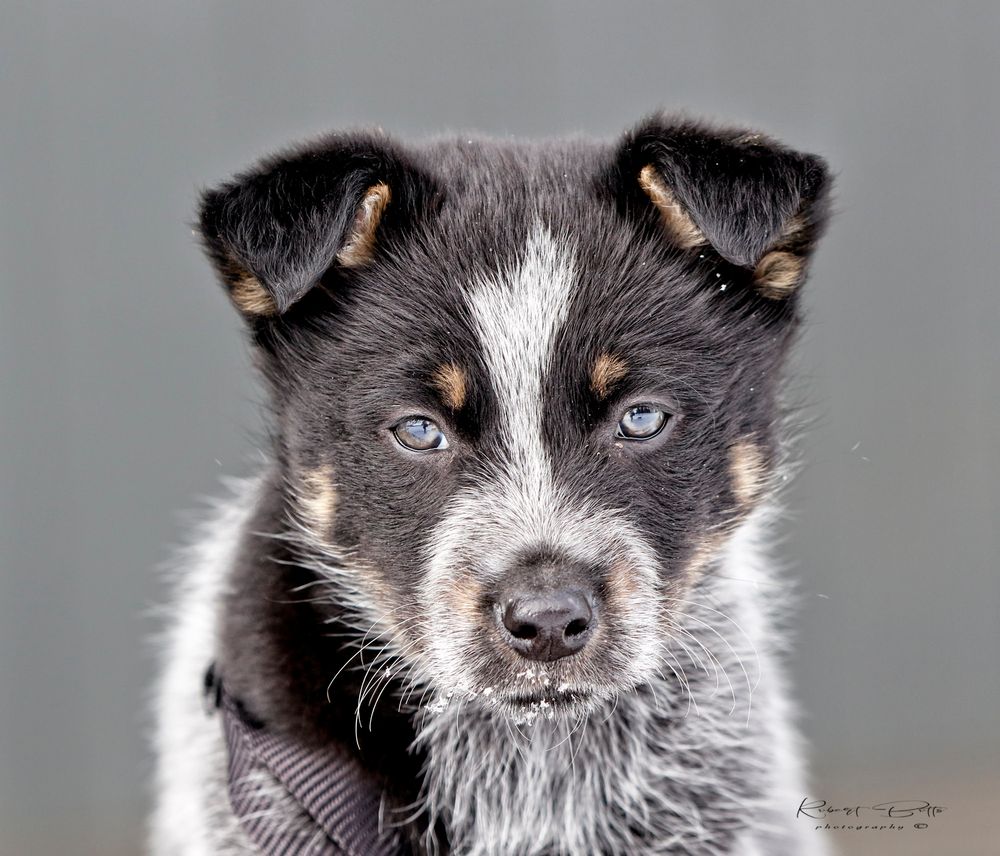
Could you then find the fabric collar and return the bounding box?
[207,666,404,856]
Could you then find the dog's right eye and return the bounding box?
[392,417,450,452]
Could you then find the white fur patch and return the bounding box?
[150,483,828,855]
[414,510,829,856]
[149,478,261,856]
[418,224,663,699]
[467,222,575,486]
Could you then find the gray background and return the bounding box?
[2,2,998,854]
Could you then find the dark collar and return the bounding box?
[207,666,404,856]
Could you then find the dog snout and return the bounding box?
[497,588,596,662]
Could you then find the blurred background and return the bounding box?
[2,2,998,853]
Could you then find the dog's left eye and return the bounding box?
[616,405,669,440]
[393,417,450,452]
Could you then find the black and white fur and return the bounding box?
[151,116,832,855]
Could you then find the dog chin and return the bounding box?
[498,691,600,724]
[462,677,616,724]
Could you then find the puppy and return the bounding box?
[151,115,831,855]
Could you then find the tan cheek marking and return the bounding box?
[298,465,338,539]
[432,363,468,410]
[638,164,706,250]
[336,182,391,268]
[445,575,484,625]
[754,250,805,299]
[729,439,768,506]
[606,559,641,606]
[345,559,417,652]
[590,353,628,400]
[682,532,727,585]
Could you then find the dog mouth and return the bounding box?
[469,679,601,722]
[507,689,591,709]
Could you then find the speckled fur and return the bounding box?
[152,115,832,855]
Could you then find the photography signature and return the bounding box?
[797,798,947,821]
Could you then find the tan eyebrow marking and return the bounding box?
[336,182,392,268]
[638,164,706,250]
[590,353,628,400]
[729,438,768,506]
[432,362,468,410]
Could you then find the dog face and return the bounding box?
[199,118,829,720]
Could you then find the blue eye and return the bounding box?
[616,405,668,440]
[393,417,449,452]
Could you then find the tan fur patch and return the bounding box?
[225,258,278,315]
[683,532,726,584]
[754,250,805,299]
[445,574,483,623]
[432,363,467,410]
[606,559,641,605]
[638,164,705,250]
[752,211,811,298]
[299,465,338,538]
[336,182,391,268]
[230,273,277,315]
[590,353,628,400]
[729,439,768,506]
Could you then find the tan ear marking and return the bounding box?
[432,362,468,410]
[336,182,391,268]
[220,251,277,315]
[752,211,811,298]
[729,439,768,506]
[754,251,805,299]
[229,271,278,316]
[638,164,705,250]
[590,353,628,400]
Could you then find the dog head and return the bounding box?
[199,117,830,720]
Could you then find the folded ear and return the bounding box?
[198,132,435,316]
[613,116,831,298]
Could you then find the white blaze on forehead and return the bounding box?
[417,224,663,695]
[468,223,575,482]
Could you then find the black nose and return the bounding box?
[499,589,596,662]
